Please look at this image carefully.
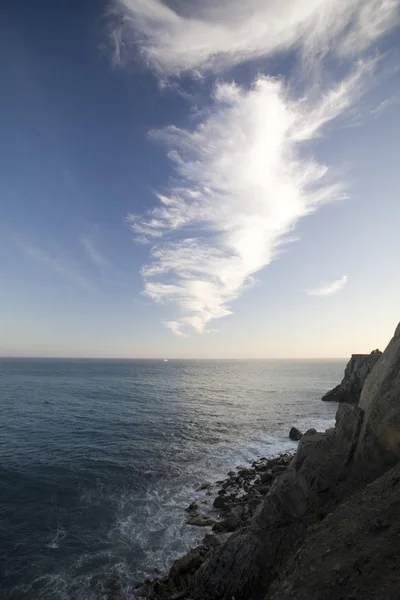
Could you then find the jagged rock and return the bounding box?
[186,515,215,527]
[213,496,228,509]
[223,505,244,531]
[202,534,221,548]
[138,324,400,600]
[322,352,382,404]
[304,428,317,436]
[267,463,400,600]
[196,482,211,491]
[194,380,367,599]
[355,323,400,474]
[185,502,198,513]
[203,533,232,548]
[194,324,400,600]
[289,427,303,441]
[170,547,205,579]
[212,521,228,533]
[260,469,273,483]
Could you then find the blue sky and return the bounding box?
[1,0,400,358]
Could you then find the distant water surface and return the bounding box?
[0,358,343,599]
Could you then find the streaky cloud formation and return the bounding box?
[117,0,399,336]
[80,234,118,276]
[128,69,365,336]
[113,0,399,74]
[165,320,187,338]
[308,275,348,297]
[15,239,93,290]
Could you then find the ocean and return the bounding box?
[0,358,343,599]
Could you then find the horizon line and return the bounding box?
[0,355,348,361]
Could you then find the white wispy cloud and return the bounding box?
[128,69,365,335]
[16,240,93,290]
[112,0,399,75]
[370,96,400,117]
[115,0,398,335]
[308,276,348,297]
[80,234,117,276]
[165,320,187,337]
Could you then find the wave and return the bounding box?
[46,527,67,550]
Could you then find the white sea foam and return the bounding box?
[2,358,341,599]
[46,526,67,549]
[113,415,337,587]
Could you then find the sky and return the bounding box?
[1,0,400,359]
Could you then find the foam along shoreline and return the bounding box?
[135,452,294,599]
[134,322,400,600]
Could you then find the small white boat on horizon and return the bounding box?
[164,358,168,362]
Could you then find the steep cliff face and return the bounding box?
[194,325,400,600]
[195,405,365,600]
[355,324,400,470]
[268,462,400,600]
[321,352,382,404]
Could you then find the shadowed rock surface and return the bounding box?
[355,323,400,474]
[288,427,302,441]
[322,351,382,404]
[138,324,400,600]
[194,324,399,600]
[267,462,400,600]
[195,404,365,600]
[135,455,293,600]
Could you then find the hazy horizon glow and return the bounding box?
[1,1,399,358]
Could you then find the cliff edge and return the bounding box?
[194,324,399,600]
[321,351,382,404]
[141,325,400,600]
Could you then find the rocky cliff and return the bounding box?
[141,325,400,600]
[192,326,399,600]
[321,351,382,403]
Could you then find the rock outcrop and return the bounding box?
[321,351,382,404]
[195,405,365,600]
[288,426,302,441]
[139,324,400,600]
[136,455,293,600]
[267,462,400,600]
[355,324,400,473]
[193,324,400,600]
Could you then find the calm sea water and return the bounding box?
[0,358,343,599]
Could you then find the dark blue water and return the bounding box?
[0,358,343,599]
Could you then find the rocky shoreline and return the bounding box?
[135,452,294,599]
[142,323,400,600]
[106,322,400,600]
[321,350,382,404]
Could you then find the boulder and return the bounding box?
[186,515,215,527]
[170,547,205,579]
[223,505,244,532]
[289,427,303,441]
[304,428,317,436]
[212,521,229,533]
[196,482,211,491]
[213,495,228,509]
[322,352,382,404]
[203,533,232,548]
